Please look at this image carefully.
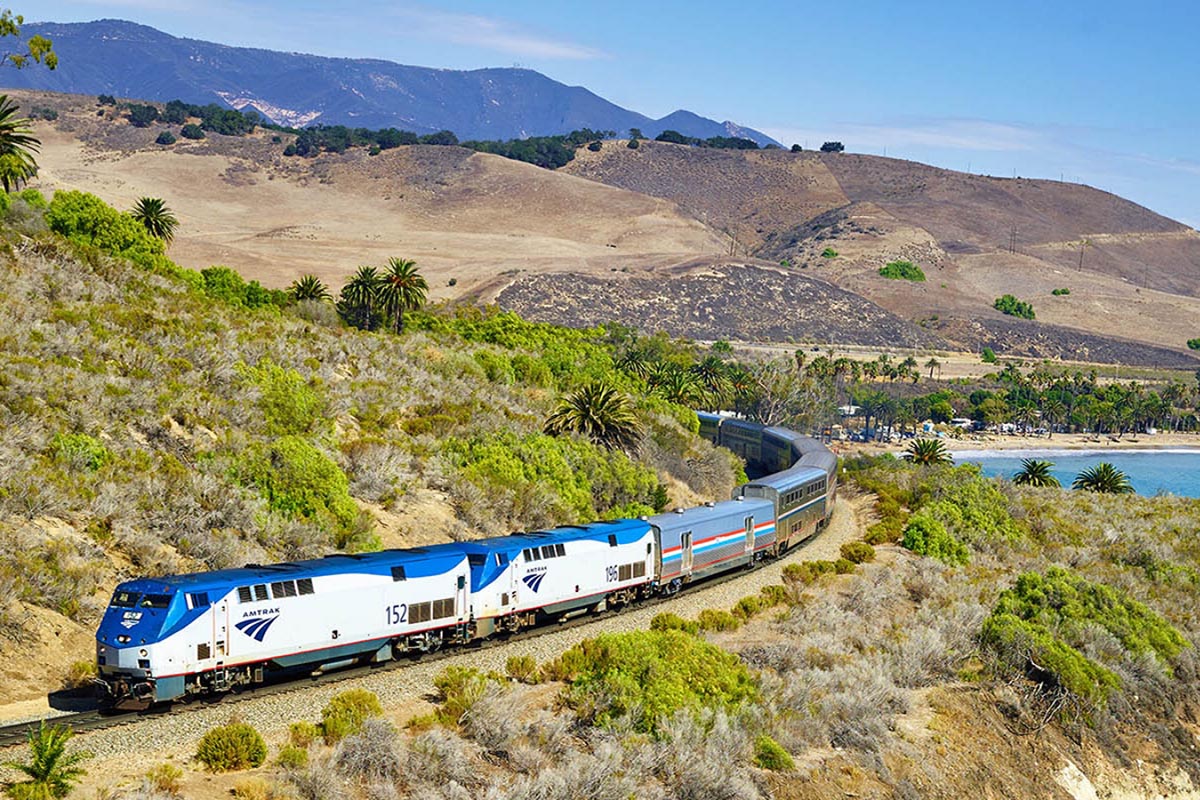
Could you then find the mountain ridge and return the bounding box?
[4,19,780,144]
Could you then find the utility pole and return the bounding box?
[1009,226,1018,254]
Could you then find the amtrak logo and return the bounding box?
[522,572,546,593]
[235,614,279,642]
[120,611,142,629]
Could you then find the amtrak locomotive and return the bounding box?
[95,415,837,708]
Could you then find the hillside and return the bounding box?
[564,142,1200,362]
[0,193,745,702]
[18,88,1200,366]
[4,19,778,144]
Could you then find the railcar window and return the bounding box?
[391,566,406,582]
[140,594,171,609]
[253,584,269,602]
[608,535,618,547]
[297,578,314,595]
[271,581,298,598]
[237,587,252,603]
[111,591,139,608]
[556,543,566,557]
[467,554,486,567]
[495,553,507,566]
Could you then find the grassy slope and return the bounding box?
[0,197,737,702]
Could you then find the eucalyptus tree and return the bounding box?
[378,257,427,334]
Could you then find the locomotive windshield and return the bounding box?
[139,593,172,608]
[110,590,139,608]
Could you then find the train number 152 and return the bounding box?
[386,603,408,625]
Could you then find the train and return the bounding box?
[94,414,837,708]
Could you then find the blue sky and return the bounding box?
[31,0,1200,226]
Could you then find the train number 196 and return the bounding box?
[386,603,408,625]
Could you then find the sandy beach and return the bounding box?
[832,431,1200,459]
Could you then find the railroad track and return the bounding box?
[0,544,806,750]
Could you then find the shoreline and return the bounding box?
[832,432,1200,459]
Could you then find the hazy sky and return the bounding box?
[29,0,1200,226]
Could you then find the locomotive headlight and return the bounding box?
[117,635,130,644]
[139,648,148,657]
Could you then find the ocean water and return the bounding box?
[952,449,1200,498]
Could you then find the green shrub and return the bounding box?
[238,360,326,435]
[17,188,47,209]
[753,734,795,771]
[560,630,759,733]
[288,721,320,748]
[781,560,838,586]
[505,655,540,684]
[879,260,925,281]
[432,666,497,725]
[320,688,384,744]
[650,612,699,635]
[833,557,856,574]
[759,584,789,606]
[917,466,1023,544]
[839,541,876,564]
[697,608,741,632]
[45,190,177,278]
[50,432,110,471]
[902,513,969,565]
[63,660,98,689]
[981,347,998,363]
[200,266,287,309]
[155,130,177,146]
[195,722,267,772]
[993,294,1035,319]
[231,778,271,800]
[730,595,770,621]
[237,435,358,533]
[1188,338,1200,351]
[275,744,308,769]
[145,763,183,795]
[1052,287,1071,296]
[181,123,205,139]
[821,247,838,258]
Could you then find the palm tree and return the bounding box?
[649,363,703,406]
[0,95,40,192]
[288,274,332,303]
[902,438,952,465]
[544,381,642,452]
[130,197,179,244]
[1072,462,1134,494]
[4,722,90,799]
[691,355,733,409]
[378,257,428,334]
[925,357,941,380]
[337,266,382,331]
[1013,459,1060,487]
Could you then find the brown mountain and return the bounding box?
[21,89,1200,366]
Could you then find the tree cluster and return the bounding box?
[994,294,1035,319]
[653,129,761,149]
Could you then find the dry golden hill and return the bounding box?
[23,90,725,305]
[18,89,1200,365]
[565,141,1200,362]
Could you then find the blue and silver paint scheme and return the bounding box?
[446,519,655,631]
[96,547,469,706]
